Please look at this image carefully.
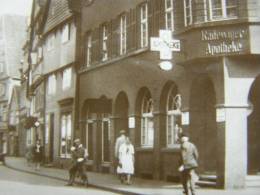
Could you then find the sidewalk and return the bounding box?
[4,157,259,195]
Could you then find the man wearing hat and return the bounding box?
[67,138,88,186]
[179,133,199,195]
[114,129,127,182]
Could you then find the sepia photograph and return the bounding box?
[0,0,260,194]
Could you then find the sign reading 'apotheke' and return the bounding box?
[201,27,249,56]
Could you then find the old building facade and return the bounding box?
[76,0,260,189]
[0,15,27,156]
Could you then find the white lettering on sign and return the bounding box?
[206,41,243,55]
[150,30,180,60]
[201,28,249,56]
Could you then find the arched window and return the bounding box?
[167,87,181,147]
[141,93,154,147]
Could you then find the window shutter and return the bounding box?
[153,0,161,36]
[127,9,136,52]
[148,0,154,37]
[107,21,113,59]
[136,5,141,49]
[159,0,165,29]
[92,27,100,65]
[111,17,120,58]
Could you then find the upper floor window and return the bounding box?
[47,74,56,95]
[141,94,154,147]
[60,113,72,158]
[0,62,3,73]
[47,34,55,51]
[102,25,108,60]
[62,67,72,90]
[85,33,92,67]
[140,3,148,48]
[61,23,70,43]
[120,15,127,55]
[184,0,193,26]
[165,0,174,30]
[209,0,237,20]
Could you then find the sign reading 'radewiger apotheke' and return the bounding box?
[201,27,249,56]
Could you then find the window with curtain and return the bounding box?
[47,74,56,95]
[102,25,108,60]
[120,15,127,55]
[140,3,148,48]
[141,94,154,147]
[60,113,72,158]
[62,67,72,90]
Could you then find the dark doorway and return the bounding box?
[115,92,129,136]
[49,113,54,162]
[248,76,260,174]
[190,75,217,174]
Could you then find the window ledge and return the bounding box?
[136,147,154,152]
[161,146,181,153]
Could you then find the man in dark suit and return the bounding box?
[179,133,199,195]
[67,139,88,186]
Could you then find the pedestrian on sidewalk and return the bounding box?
[117,137,135,185]
[66,139,88,187]
[114,129,127,182]
[33,139,43,171]
[179,132,199,195]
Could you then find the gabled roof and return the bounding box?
[43,0,73,35]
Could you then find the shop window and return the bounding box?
[140,3,148,48]
[209,0,237,20]
[60,113,72,158]
[165,0,174,30]
[184,0,193,26]
[102,116,111,162]
[141,94,154,147]
[167,87,181,147]
[120,14,127,55]
[62,67,72,90]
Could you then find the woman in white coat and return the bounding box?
[118,137,135,185]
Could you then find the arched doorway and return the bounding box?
[190,75,217,174]
[248,76,260,174]
[114,91,129,136]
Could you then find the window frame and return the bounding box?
[141,96,154,147]
[47,74,56,95]
[102,25,108,61]
[140,3,148,48]
[85,33,92,67]
[183,0,193,26]
[61,23,70,44]
[60,113,72,158]
[208,0,238,21]
[120,14,127,55]
[101,117,111,163]
[165,0,174,30]
[62,67,72,90]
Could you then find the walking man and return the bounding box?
[67,139,88,186]
[179,133,199,195]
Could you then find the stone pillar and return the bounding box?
[218,58,254,188]
[153,112,163,180]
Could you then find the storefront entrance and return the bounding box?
[190,75,217,174]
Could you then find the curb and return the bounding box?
[4,163,142,195]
